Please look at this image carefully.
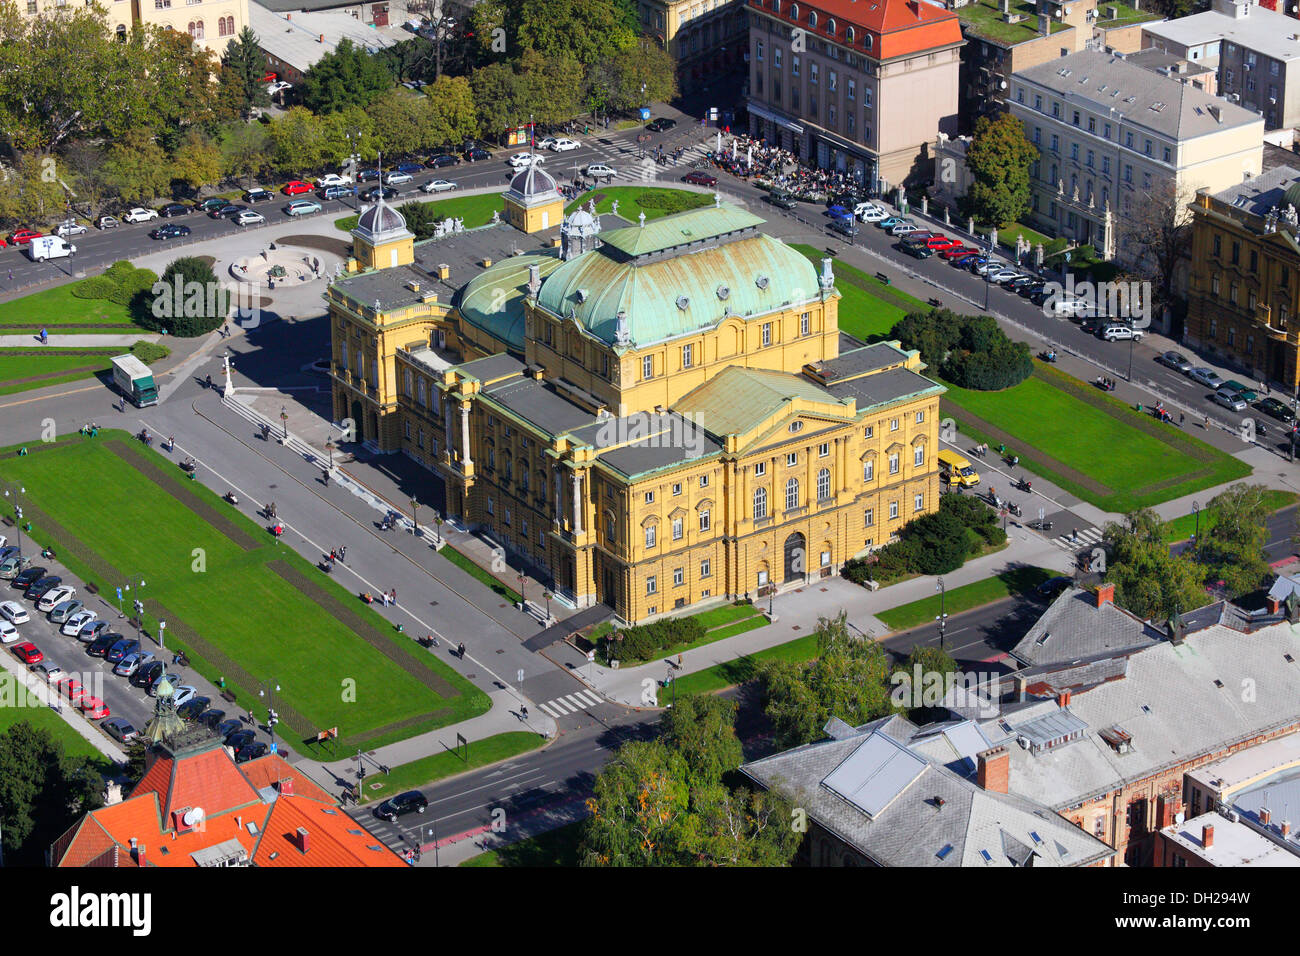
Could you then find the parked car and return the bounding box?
[902,241,934,259]
[426,153,460,169]
[0,557,29,580]
[985,268,1021,284]
[102,718,137,744]
[158,203,189,218]
[195,197,231,213]
[926,236,961,251]
[8,229,41,245]
[420,179,458,194]
[1036,576,1073,599]
[764,190,798,210]
[583,163,615,179]
[61,609,96,636]
[877,216,906,230]
[95,215,121,230]
[550,138,580,152]
[224,728,256,750]
[37,586,75,613]
[1189,367,1226,390]
[1157,350,1194,374]
[285,199,323,217]
[197,709,227,731]
[235,741,269,763]
[215,204,248,219]
[942,245,979,260]
[77,620,109,644]
[178,696,211,721]
[645,117,677,132]
[0,601,30,625]
[829,219,860,239]
[55,221,88,238]
[171,684,198,707]
[132,660,164,689]
[1255,397,1296,424]
[123,208,158,223]
[114,651,154,678]
[267,80,292,95]
[507,152,540,169]
[79,696,111,720]
[383,171,414,185]
[359,185,398,202]
[890,222,920,237]
[1213,389,1248,412]
[24,575,62,600]
[1019,280,1048,299]
[281,180,314,196]
[683,170,718,187]
[243,188,275,204]
[57,676,85,703]
[826,204,855,223]
[374,790,428,821]
[1100,323,1143,342]
[104,638,140,664]
[1220,380,1259,403]
[1008,276,1040,292]
[0,619,18,643]
[356,168,382,182]
[87,633,118,657]
[234,210,265,226]
[463,147,492,162]
[858,207,888,223]
[315,173,352,189]
[31,661,63,683]
[12,642,42,665]
[319,184,355,201]
[147,671,182,696]
[47,598,83,623]
[150,223,191,240]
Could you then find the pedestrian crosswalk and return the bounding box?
[537,689,604,719]
[1050,526,1104,551]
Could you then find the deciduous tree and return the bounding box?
[0,721,103,866]
[964,111,1037,228]
[299,39,394,114]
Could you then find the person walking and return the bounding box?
[1179,413,1185,426]
[339,545,347,561]
[206,374,212,390]
[390,588,397,606]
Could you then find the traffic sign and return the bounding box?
[517,668,524,684]
[587,650,595,662]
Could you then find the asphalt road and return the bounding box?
[1168,503,1297,563]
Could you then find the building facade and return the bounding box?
[745,0,965,191]
[1184,165,1300,392]
[327,177,945,623]
[1008,48,1263,261]
[20,0,250,54]
[638,0,748,92]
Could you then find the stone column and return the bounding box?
[459,404,472,468]
[443,401,452,458]
[553,465,562,527]
[571,471,584,535]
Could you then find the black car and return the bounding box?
[0,546,18,563]
[177,696,211,721]
[426,153,460,168]
[374,790,428,822]
[1008,275,1039,292]
[901,241,934,259]
[463,147,492,162]
[1036,576,1073,599]
[1019,279,1048,298]
[646,117,677,132]
[158,203,189,218]
[829,219,860,240]
[150,224,191,240]
[359,185,398,202]
[215,718,243,739]
[194,197,231,213]
[224,728,256,750]
[132,660,165,688]
[235,741,269,763]
[11,567,47,589]
[198,709,227,731]
[24,575,61,599]
[356,168,382,182]
[104,638,140,664]
[216,204,249,220]
[764,190,798,210]
[87,633,118,657]
[243,188,275,204]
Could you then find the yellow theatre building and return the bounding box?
[328,163,944,623]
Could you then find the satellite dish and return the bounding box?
[1175,811,1185,825]
[183,806,204,826]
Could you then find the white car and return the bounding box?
[37,586,75,613]
[62,609,97,636]
[0,619,18,644]
[316,173,352,188]
[383,171,414,185]
[172,685,198,708]
[1049,297,1091,317]
[55,221,88,237]
[268,80,292,95]
[508,152,543,168]
[891,223,921,236]
[550,138,580,152]
[420,179,458,193]
[584,163,615,179]
[535,137,558,151]
[235,210,265,226]
[0,601,29,625]
[859,208,888,223]
[854,201,884,218]
[985,268,1021,283]
[123,207,158,223]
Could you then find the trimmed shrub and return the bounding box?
[601,615,707,663]
[130,341,170,364]
[892,309,1032,391]
[633,190,712,215]
[70,276,116,301]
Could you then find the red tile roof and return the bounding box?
[749,0,963,61]
[129,744,263,822]
[239,756,335,803]
[251,797,407,868]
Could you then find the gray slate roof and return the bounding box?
[1208,165,1300,219]
[1014,49,1262,139]
[1011,587,1163,668]
[1143,5,1300,64]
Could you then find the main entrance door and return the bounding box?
[783,532,806,583]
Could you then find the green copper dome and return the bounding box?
[457,251,563,351]
[1284,182,1300,214]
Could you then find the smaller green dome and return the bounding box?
[1283,182,1300,213]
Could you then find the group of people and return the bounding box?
[79,423,101,437]
[709,133,872,205]
[361,589,398,606]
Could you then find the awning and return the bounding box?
[747,100,804,134]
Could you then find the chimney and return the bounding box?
[278,777,294,796]
[1202,824,1215,848]
[134,843,147,866]
[527,263,541,297]
[1096,583,1115,607]
[1156,793,1181,829]
[297,826,310,853]
[1261,807,1272,826]
[1268,595,1283,614]
[1039,12,1050,33]
[976,746,1010,794]
[1058,689,1072,707]
[1284,820,1293,839]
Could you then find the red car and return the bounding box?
[683,171,718,187]
[924,235,960,251]
[12,642,43,664]
[79,696,111,720]
[0,238,8,248]
[282,180,314,196]
[8,229,42,246]
[942,245,979,260]
[57,676,86,703]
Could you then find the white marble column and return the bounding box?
[459,405,472,468]
[571,471,584,535]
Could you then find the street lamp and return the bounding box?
[4,486,24,554]
[259,680,281,754]
[936,576,948,650]
[1126,333,1135,383]
[543,590,553,623]
[1192,500,1201,559]
[280,405,289,441]
[325,439,335,470]
[518,572,527,610]
[432,509,443,546]
[409,496,419,536]
[983,238,993,311]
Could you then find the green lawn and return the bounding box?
[357,732,545,803]
[610,603,770,665]
[667,632,822,697]
[875,566,1056,631]
[334,192,506,233]
[1161,489,1296,545]
[1095,1,1158,27]
[996,222,1052,251]
[790,243,926,341]
[959,0,1067,43]
[563,186,713,222]
[0,282,139,330]
[0,675,117,775]
[0,435,488,751]
[460,820,586,867]
[691,603,763,630]
[942,366,1252,512]
[0,349,119,396]
[438,544,523,604]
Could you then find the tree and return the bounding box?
[678,783,802,866]
[0,721,103,866]
[513,0,637,67]
[580,741,689,866]
[607,42,678,112]
[1198,484,1271,597]
[759,613,898,749]
[425,75,479,146]
[299,39,394,114]
[658,695,743,789]
[267,106,333,173]
[892,645,959,721]
[0,153,70,228]
[219,27,271,118]
[130,25,219,149]
[370,89,434,158]
[1101,509,1206,620]
[963,111,1037,228]
[396,200,448,241]
[1116,178,1192,310]
[220,122,275,186]
[171,131,223,194]
[101,131,172,205]
[133,256,231,336]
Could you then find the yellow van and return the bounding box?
[938,449,980,488]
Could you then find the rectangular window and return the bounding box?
[786,452,798,466]
[889,453,899,475]
[645,491,655,504]
[864,425,874,438]
[486,498,494,515]
[914,446,924,467]
[701,558,712,578]
[810,62,818,85]
[642,355,653,379]
[863,460,874,481]
[818,442,829,457]
[775,47,782,69]
[801,313,810,336]
[1163,147,1171,163]
[1101,157,1110,175]
[915,410,925,423]
[1050,133,1059,152]
[761,323,772,347]
[672,483,682,496]
[699,510,710,532]
[646,575,657,595]
[1070,143,1078,161]
[673,567,684,587]
[672,518,683,541]
[757,39,763,61]
[864,508,874,527]
[699,474,709,488]
[1072,110,1080,126]
[1088,116,1096,133]
[1086,150,1094,168]
[681,343,693,368]
[1034,94,1042,111]
[847,78,855,101]
[792,55,800,76]
[754,461,766,476]
[889,501,899,519]
[1125,131,1134,149]
[828,70,836,92]
[646,525,657,548]
[890,418,899,431]
[864,86,872,110]
[914,493,924,512]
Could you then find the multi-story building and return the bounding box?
[1155,812,1300,866]
[328,167,946,622]
[1122,48,1219,96]
[1008,48,1263,261]
[1143,0,1300,131]
[18,0,250,54]
[744,0,965,190]
[250,3,413,83]
[956,0,1156,132]
[1184,165,1300,391]
[637,0,749,92]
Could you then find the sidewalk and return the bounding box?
[0,645,125,767]
[0,334,163,347]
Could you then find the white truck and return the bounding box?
[110,354,159,408]
[27,235,76,262]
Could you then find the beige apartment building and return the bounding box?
[20,0,248,54]
[638,0,748,91]
[1008,48,1263,261]
[745,0,965,190]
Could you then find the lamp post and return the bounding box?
[518,573,527,610]
[936,576,948,650]
[280,405,288,441]
[432,510,443,546]
[4,486,24,554]
[1126,333,1135,383]
[325,439,335,470]
[259,680,281,754]
[409,496,419,536]
[983,238,993,312]
[1192,500,1201,559]
[543,590,553,623]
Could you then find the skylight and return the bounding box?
[1030,831,1044,846]
[937,844,954,860]
[980,848,994,864]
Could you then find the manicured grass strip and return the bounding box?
[942,365,1252,512]
[0,675,117,776]
[693,603,762,631]
[0,349,124,396]
[1162,490,1296,545]
[357,732,545,803]
[791,242,929,310]
[563,186,713,222]
[335,191,506,233]
[438,544,523,604]
[612,610,771,665]
[460,819,586,867]
[667,632,821,697]
[0,282,139,329]
[875,566,1056,631]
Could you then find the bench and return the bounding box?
[220,690,238,704]
[875,272,891,285]
[928,297,943,308]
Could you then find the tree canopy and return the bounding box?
[299,39,394,114]
[963,111,1037,228]
[0,721,104,866]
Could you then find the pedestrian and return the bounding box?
[340,545,347,561]
[1179,413,1185,426]
[1264,380,1271,396]
[6,269,11,282]
[382,591,390,607]
[390,588,397,605]
[218,676,225,690]
[678,653,683,667]
[206,374,212,390]
[521,704,528,718]
[1072,527,1079,542]
[222,320,230,338]
[1205,414,1211,429]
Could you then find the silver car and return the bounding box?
[1213,389,1247,412]
[48,599,84,623]
[1158,351,1193,374]
[1190,367,1226,390]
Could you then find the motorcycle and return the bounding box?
[179,458,197,474]
[1027,519,1054,531]
[987,492,1004,509]
[224,492,239,505]
[1004,454,1020,468]
[1008,502,1023,518]
[1039,350,1058,364]
[1014,477,1032,493]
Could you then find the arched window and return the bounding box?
[219,16,234,36]
[785,477,800,512]
[754,487,768,519]
[188,20,204,39]
[865,33,873,51]
[846,25,854,43]
[816,468,831,501]
[115,24,127,40]
[790,3,799,20]
[808,10,817,27]
[827,17,835,34]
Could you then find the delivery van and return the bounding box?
[28,235,76,261]
[938,449,980,488]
